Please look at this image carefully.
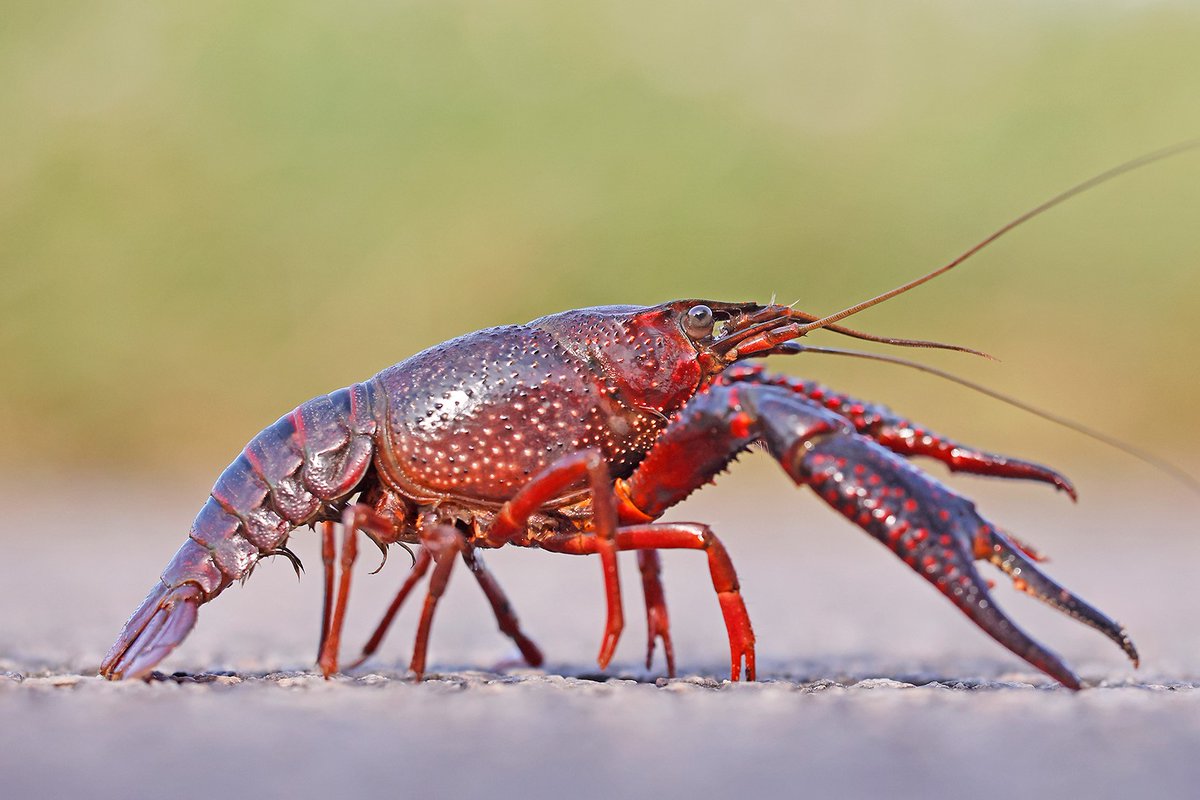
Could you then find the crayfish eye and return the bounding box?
[683,304,715,338]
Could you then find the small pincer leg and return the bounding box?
[637,549,676,676]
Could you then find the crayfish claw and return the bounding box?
[985,528,1139,667]
[1001,531,1050,563]
[954,565,1084,690]
[788,429,1101,688]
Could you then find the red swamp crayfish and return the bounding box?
[100,145,1199,687]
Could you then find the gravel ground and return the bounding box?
[2,466,1198,798]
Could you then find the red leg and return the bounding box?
[346,546,433,669]
[539,524,755,681]
[484,449,624,671]
[461,547,544,668]
[637,549,675,676]
[409,524,467,679]
[317,519,357,678]
[349,544,544,671]
[317,521,336,663]
[317,504,402,678]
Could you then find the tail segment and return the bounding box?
[99,580,203,680]
[100,384,377,680]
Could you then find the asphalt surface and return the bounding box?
[2,466,1197,798]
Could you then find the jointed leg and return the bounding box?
[539,524,755,681]
[317,504,400,678]
[409,524,466,679]
[348,544,544,672]
[461,547,544,668]
[317,521,336,664]
[638,550,675,676]
[628,526,751,680]
[346,546,433,669]
[485,449,624,670]
[318,516,358,677]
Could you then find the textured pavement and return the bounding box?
[2,465,1198,798]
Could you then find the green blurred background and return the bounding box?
[2,0,1198,478]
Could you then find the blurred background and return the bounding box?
[1,0,1198,479]
[3,4,1200,798]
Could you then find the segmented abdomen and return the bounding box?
[164,382,378,600]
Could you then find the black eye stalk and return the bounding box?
[683,304,714,338]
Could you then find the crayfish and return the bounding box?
[102,144,1200,687]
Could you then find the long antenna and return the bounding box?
[793,139,1200,335]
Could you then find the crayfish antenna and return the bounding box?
[791,139,1200,337]
[99,581,204,680]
